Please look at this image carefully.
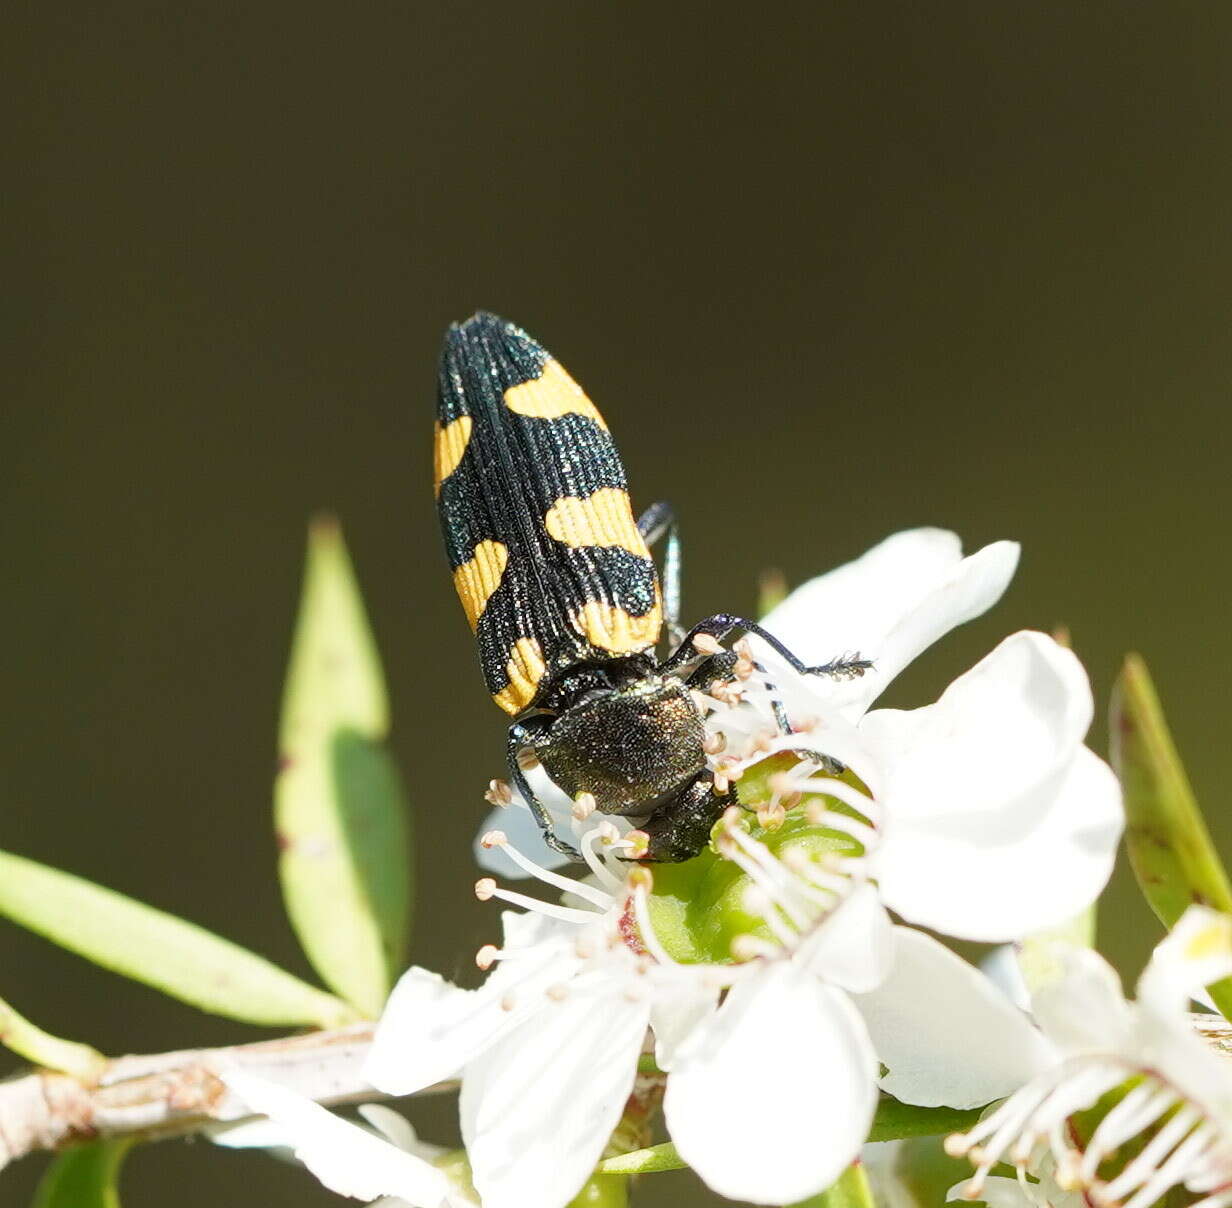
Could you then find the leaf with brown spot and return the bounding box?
[1111,653,1232,1019]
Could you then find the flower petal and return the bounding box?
[366,915,580,1095]
[946,1176,1039,1206]
[218,1069,451,1206]
[461,992,649,1208]
[861,632,1094,826]
[650,986,718,1071]
[762,529,963,658]
[980,945,1031,1011]
[1029,948,1133,1053]
[665,962,878,1204]
[358,1104,447,1161]
[875,745,1122,942]
[864,540,1020,712]
[761,529,1018,716]
[794,882,895,993]
[1138,905,1232,1019]
[852,927,1051,1108]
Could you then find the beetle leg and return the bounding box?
[629,773,736,863]
[663,614,873,681]
[638,500,684,645]
[507,719,582,861]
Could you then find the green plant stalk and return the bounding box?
[0,993,105,1081]
[597,1100,983,1175]
[33,1139,132,1208]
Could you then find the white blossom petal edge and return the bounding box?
[217,1069,461,1207]
[665,961,878,1205]
[861,631,1124,941]
[759,528,1020,718]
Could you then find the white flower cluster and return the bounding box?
[210,529,1226,1208]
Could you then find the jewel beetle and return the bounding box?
[434,312,866,861]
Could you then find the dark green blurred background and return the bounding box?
[4,4,1230,1204]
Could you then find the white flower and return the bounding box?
[415,526,1120,1204]
[215,1068,472,1207]
[723,628,1122,942]
[366,798,1038,1208]
[861,906,1232,1206]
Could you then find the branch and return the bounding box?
[0,1022,444,1172]
[3,1014,1231,1174]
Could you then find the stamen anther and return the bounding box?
[626,865,654,892]
[484,778,513,807]
[475,877,496,901]
[625,830,650,859]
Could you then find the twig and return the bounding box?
[0,1023,446,1171]
[2,1014,1230,1174]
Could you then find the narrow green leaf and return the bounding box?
[0,992,105,1080]
[0,850,357,1028]
[1110,653,1232,1017]
[33,1139,132,1208]
[597,1142,686,1175]
[792,1160,876,1208]
[276,517,411,1018]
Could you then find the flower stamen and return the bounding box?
[949,1057,1232,1208]
[480,831,613,909]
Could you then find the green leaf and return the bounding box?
[867,1096,982,1142]
[792,1160,876,1208]
[275,517,411,1018]
[1110,653,1232,1018]
[0,992,105,1080]
[33,1139,132,1208]
[868,1136,974,1208]
[597,1142,686,1175]
[0,849,356,1028]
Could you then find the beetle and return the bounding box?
[434,312,867,861]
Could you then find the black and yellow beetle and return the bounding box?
[434,312,867,862]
